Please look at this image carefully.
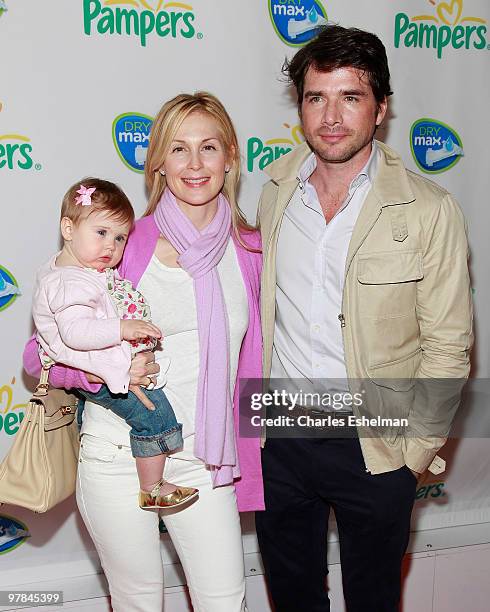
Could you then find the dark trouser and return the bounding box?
[255,437,417,612]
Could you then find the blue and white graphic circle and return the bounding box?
[410,118,464,174]
[269,0,328,47]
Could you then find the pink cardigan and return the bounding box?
[23,215,265,512]
[32,258,132,394]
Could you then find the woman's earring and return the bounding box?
[159,168,166,176]
[225,166,230,173]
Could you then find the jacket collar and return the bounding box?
[264,141,311,183]
[265,140,415,208]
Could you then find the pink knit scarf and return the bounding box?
[154,188,238,485]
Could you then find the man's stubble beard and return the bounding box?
[305,128,376,166]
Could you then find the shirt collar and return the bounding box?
[298,140,379,193]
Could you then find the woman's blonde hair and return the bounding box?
[144,92,257,245]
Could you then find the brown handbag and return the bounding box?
[0,368,79,513]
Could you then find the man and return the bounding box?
[255,25,473,612]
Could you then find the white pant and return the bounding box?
[76,434,247,612]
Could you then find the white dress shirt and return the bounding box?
[271,142,379,402]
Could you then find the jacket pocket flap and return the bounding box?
[358,251,423,284]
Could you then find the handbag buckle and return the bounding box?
[35,383,49,396]
[60,405,73,416]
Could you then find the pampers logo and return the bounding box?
[0,377,27,437]
[0,265,21,311]
[0,134,41,171]
[394,0,488,59]
[247,123,305,172]
[113,112,153,173]
[269,0,328,46]
[410,118,464,173]
[83,0,200,47]
[0,515,30,555]
[415,481,446,500]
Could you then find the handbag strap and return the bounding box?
[33,367,50,398]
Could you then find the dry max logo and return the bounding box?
[269,0,328,46]
[0,377,26,437]
[0,265,21,311]
[0,515,30,555]
[113,113,153,173]
[410,118,463,173]
[0,134,41,171]
[247,123,304,172]
[83,0,200,47]
[394,0,488,59]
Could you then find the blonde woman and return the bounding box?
[24,92,264,612]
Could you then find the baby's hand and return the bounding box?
[120,320,162,342]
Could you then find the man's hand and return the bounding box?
[121,320,161,342]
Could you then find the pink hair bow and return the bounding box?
[75,185,96,206]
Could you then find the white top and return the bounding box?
[271,142,379,400]
[81,240,249,461]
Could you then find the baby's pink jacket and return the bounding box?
[32,255,131,394]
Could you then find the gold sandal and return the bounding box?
[139,478,199,510]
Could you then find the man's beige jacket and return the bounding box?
[258,140,473,475]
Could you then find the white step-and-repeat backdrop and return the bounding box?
[1,0,489,587]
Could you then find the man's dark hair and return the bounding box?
[284,25,393,110]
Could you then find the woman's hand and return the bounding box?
[84,353,160,410]
[128,351,160,411]
[129,351,160,385]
